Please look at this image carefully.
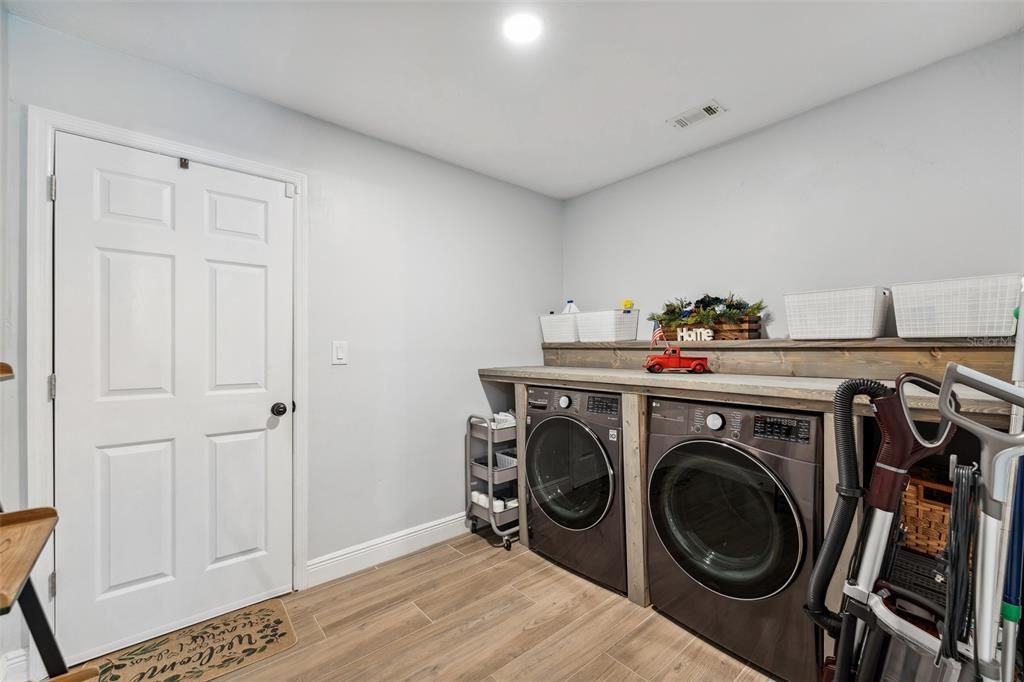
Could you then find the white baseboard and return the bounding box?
[0,649,28,682]
[306,512,467,588]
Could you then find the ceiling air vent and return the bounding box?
[666,99,727,129]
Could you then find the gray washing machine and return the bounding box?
[525,386,626,594]
[646,398,822,682]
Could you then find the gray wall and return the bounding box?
[562,32,1024,338]
[1,16,563,569]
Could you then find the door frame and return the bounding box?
[23,106,311,665]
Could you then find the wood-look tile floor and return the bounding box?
[219,533,772,681]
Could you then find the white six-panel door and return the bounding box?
[53,132,294,662]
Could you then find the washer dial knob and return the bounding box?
[558,395,572,409]
[705,413,725,431]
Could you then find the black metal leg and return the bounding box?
[18,578,68,679]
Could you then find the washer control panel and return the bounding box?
[753,415,811,444]
[526,387,620,425]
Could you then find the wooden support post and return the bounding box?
[514,383,529,549]
[622,392,650,606]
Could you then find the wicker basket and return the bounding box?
[901,478,952,556]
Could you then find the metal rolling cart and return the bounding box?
[465,415,519,550]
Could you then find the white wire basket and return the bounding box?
[539,313,578,342]
[575,309,640,342]
[891,273,1022,338]
[785,287,891,340]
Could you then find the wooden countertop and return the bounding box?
[478,366,1010,421]
[542,338,1015,350]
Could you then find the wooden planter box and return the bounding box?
[666,316,762,341]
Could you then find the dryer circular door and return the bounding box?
[526,416,614,531]
[649,440,805,601]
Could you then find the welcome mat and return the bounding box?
[85,599,296,682]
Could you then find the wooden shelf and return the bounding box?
[0,508,58,614]
[541,337,1014,383]
[0,363,13,381]
[542,337,1015,350]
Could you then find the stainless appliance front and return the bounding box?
[646,398,822,682]
[526,387,626,594]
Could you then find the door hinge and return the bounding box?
[48,572,56,600]
[48,374,56,401]
[179,157,190,169]
[49,175,57,202]
[284,183,295,198]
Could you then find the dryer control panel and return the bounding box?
[649,398,820,464]
[689,404,743,439]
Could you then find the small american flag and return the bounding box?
[651,321,666,347]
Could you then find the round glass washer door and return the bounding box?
[649,440,804,600]
[526,416,613,531]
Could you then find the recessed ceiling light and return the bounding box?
[503,13,543,45]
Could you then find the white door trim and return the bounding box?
[24,106,311,672]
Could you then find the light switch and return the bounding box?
[332,341,348,365]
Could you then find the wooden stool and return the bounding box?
[0,505,78,680]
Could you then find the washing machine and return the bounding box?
[525,386,626,594]
[646,398,822,682]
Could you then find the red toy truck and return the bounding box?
[643,348,709,374]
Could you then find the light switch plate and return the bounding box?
[332,341,348,365]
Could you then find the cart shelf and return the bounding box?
[470,461,518,485]
[470,450,518,485]
[469,502,520,527]
[469,421,516,444]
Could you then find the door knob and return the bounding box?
[271,402,288,417]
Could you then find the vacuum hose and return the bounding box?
[806,378,893,638]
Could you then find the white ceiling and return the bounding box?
[7,1,1024,198]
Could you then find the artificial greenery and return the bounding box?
[648,293,767,329]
